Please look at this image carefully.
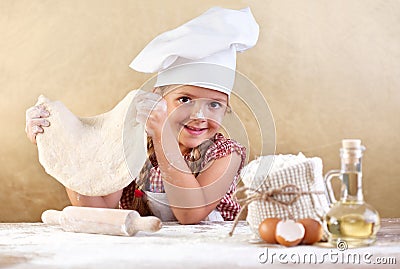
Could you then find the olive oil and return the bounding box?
[324,140,380,247]
[325,202,380,246]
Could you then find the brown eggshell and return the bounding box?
[297,218,323,244]
[258,218,281,244]
[275,219,305,247]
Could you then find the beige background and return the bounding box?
[1,0,399,222]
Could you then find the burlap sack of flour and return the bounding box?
[238,153,330,240]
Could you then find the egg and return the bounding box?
[297,218,323,244]
[258,218,281,243]
[275,219,305,247]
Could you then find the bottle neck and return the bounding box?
[340,147,365,203]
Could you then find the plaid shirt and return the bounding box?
[120,133,246,221]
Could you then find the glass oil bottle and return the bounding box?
[324,139,380,247]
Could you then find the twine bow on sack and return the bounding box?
[228,184,325,236]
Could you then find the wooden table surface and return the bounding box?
[0,219,399,269]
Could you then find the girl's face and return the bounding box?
[163,85,228,154]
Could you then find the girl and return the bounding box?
[26,84,245,224]
[25,7,259,224]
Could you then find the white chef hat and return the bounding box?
[129,7,259,96]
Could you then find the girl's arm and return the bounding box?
[139,92,241,224]
[65,188,123,209]
[152,124,242,224]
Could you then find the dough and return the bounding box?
[35,90,147,196]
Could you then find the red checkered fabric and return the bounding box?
[120,133,246,221]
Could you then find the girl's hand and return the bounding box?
[25,104,51,144]
[133,91,167,138]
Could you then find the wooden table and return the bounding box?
[0,219,399,268]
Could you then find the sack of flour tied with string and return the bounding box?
[229,153,330,240]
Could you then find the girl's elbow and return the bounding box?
[177,217,201,225]
[174,211,203,225]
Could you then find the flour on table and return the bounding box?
[35,90,147,196]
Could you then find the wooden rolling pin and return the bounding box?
[41,206,162,236]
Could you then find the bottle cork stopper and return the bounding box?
[342,139,361,149]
